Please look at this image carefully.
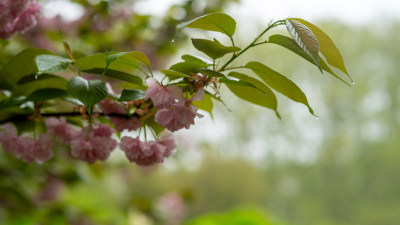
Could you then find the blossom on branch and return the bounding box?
[0,124,54,164]
[45,117,79,144]
[99,99,141,132]
[145,78,185,109]
[0,0,41,39]
[70,124,117,164]
[119,132,177,166]
[154,89,205,132]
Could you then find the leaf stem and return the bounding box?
[218,20,285,72]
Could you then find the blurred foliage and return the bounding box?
[0,0,239,69]
[1,0,400,225]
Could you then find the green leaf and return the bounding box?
[118,89,145,102]
[199,69,225,78]
[160,69,193,80]
[192,38,240,60]
[245,61,315,116]
[13,120,46,136]
[192,93,214,118]
[145,116,165,135]
[177,12,236,37]
[286,19,321,70]
[67,76,108,113]
[35,55,72,77]
[169,55,209,75]
[219,77,255,88]
[26,89,67,102]
[12,74,68,97]
[75,53,139,74]
[291,18,351,79]
[0,107,34,122]
[228,72,280,118]
[104,51,150,75]
[0,48,53,89]
[83,68,143,85]
[0,96,27,110]
[181,55,209,65]
[268,34,350,85]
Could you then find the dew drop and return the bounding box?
[171,39,175,43]
[315,116,319,120]
[352,81,356,85]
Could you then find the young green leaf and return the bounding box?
[75,53,139,73]
[106,51,150,67]
[104,51,150,75]
[169,54,209,75]
[286,19,321,71]
[228,72,280,118]
[0,96,27,110]
[145,116,165,135]
[192,93,214,118]
[160,70,193,79]
[245,61,315,116]
[35,55,72,78]
[199,69,225,78]
[12,74,68,97]
[82,68,143,85]
[26,89,67,102]
[219,77,255,88]
[181,55,210,64]
[268,34,350,85]
[192,38,240,60]
[291,18,351,79]
[118,89,145,102]
[0,48,53,89]
[67,76,108,113]
[177,12,236,37]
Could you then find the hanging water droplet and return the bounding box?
[352,81,356,85]
[171,39,175,43]
[315,116,319,120]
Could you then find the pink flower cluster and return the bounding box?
[99,99,141,132]
[0,0,41,39]
[145,78,204,132]
[70,124,118,164]
[45,117,118,164]
[120,132,177,166]
[0,124,54,164]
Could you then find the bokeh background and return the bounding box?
[1,0,400,224]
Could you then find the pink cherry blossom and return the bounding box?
[145,78,185,109]
[45,117,79,144]
[99,99,141,132]
[190,88,205,101]
[22,134,54,164]
[157,132,177,157]
[155,103,203,132]
[0,123,25,158]
[120,136,167,166]
[70,124,117,164]
[0,0,41,39]
[0,123,54,163]
[99,99,126,114]
[153,88,205,132]
[110,117,141,132]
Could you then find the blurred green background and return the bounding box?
[1,0,400,224]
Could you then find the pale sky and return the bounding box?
[44,0,400,25]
